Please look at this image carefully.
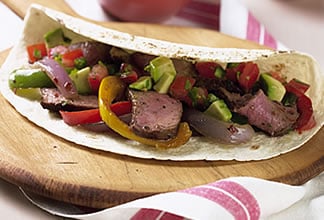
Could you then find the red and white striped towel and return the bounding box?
[40,173,323,219]
[219,0,287,50]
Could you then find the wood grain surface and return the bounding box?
[0,0,323,209]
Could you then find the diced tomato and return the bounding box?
[27,43,47,63]
[61,49,84,67]
[110,101,132,116]
[60,109,101,126]
[120,71,138,84]
[119,63,139,84]
[225,62,245,83]
[195,62,222,78]
[285,78,310,97]
[88,63,109,93]
[238,62,260,92]
[169,75,196,102]
[295,94,316,133]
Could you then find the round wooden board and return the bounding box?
[0,1,323,209]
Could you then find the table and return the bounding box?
[0,0,323,219]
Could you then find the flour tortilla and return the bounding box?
[0,5,323,161]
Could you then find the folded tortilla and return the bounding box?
[0,4,323,161]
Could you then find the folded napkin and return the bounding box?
[27,172,323,220]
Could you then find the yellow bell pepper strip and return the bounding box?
[98,76,192,149]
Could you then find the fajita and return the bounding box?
[0,5,323,161]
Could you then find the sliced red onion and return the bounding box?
[183,108,255,144]
[37,57,78,99]
[80,122,111,133]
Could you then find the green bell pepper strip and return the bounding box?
[9,68,54,89]
[98,76,192,149]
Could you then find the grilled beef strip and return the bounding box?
[219,88,299,136]
[40,88,98,112]
[128,90,183,140]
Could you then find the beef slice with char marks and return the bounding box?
[128,90,183,140]
[234,90,299,136]
[40,88,98,112]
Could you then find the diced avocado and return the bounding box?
[9,68,54,89]
[145,56,176,83]
[207,93,219,103]
[14,88,42,101]
[69,67,92,94]
[153,72,175,94]
[44,28,71,48]
[204,99,232,121]
[214,66,225,78]
[129,76,152,91]
[260,73,286,102]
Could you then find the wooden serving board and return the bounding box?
[0,0,323,209]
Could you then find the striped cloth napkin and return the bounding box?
[38,173,323,219]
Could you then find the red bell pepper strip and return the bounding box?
[285,78,310,96]
[284,78,315,132]
[60,109,101,126]
[295,94,316,133]
[110,101,132,116]
[27,43,47,63]
[60,101,132,126]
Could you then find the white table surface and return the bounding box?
[0,0,323,219]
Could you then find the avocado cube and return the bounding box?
[260,73,286,102]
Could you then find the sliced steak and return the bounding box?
[69,41,112,66]
[229,89,299,136]
[40,88,98,112]
[128,90,183,140]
